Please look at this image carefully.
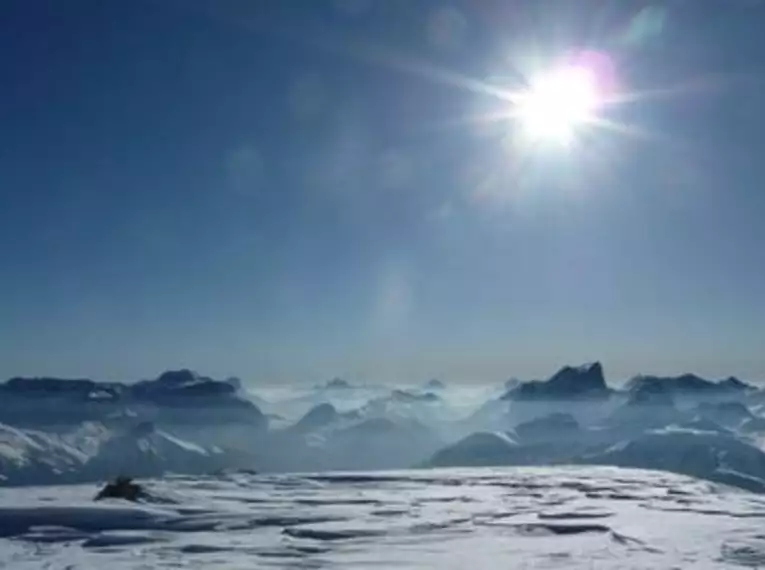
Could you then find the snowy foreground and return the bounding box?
[3,466,765,569]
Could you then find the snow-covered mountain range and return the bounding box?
[2,364,765,494]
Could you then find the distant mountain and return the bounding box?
[428,432,520,467]
[0,423,87,485]
[502,362,609,401]
[425,379,446,391]
[330,417,442,469]
[581,428,765,493]
[694,401,753,428]
[0,419,245,486]
[287,403,362,435]
[83,421,228,479]
[292,403,341,432]
[514,413,580,443]
[3,377,118,399]
[719,377,755,392]
[323,377,353,390]
[1,362,762,490]
[0,370,267,429]
[132,369,236,399]
[606,380,680,431]
[624,380,676,407]
[359,388,452,430]
[625,374,753,401]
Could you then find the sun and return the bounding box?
[515,64,601,145]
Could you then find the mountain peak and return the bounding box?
[155,369,203,386]
[502,362,608,401]
[324,377,352,390]
[548,362,605,390]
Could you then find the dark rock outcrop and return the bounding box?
[94,477,144,502]
[503,363,609,401]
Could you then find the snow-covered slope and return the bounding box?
[0,424,88,485]
[582,427,765,493]
[82,422,228,479]
[0,421,240,485]
[2,466,765,569]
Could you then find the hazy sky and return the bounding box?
[2,0,764,384]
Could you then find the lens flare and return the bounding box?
[516,65,601,144]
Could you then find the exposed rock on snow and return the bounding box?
[3,466,765,569]
[94,477,145,502]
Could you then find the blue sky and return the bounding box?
[1,0,764,384]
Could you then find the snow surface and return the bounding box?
[2,466,765,569]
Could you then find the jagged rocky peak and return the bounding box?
[626,373,754,399]
[626,373,712,394]
[547,362,606,393]
[503,362,608,401]
[325,377,352,390]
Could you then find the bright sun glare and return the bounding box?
[516,65,600,145]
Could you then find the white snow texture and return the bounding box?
[2,467,765,569]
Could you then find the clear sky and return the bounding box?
[1,0,764,384]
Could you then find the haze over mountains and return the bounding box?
[1,363,764,492]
